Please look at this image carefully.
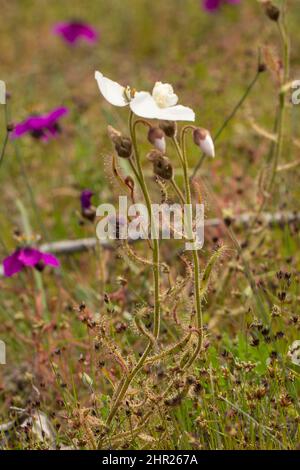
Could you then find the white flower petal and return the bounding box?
[154,137,166,153]
[129,92,160,118]
[130,92,195,121]
[200,134,215,158]
[156,105,195,122]
[95,71,128,107]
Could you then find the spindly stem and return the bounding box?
[106,112,161,426]
[170,177,185,205]
[3,101,48,241]
[191,68,260,179]
[269,9,290,192]
[14,141,49,241]
[172,135,203,356]
[249,5,290,230]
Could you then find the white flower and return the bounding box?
[95,71,195,122]
[152,82,178,108]
[288,340,300,366]
[193,128,215,158]
[130,88,195,122]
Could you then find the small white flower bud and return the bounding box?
[193,128,215,158]
[148,127,166,153]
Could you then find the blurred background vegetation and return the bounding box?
[0,0,300,450]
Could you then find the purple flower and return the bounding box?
[53,21,98,45]
[80,190,96,221]
[11,107,68,141]
[3,247,60,277]
[80,189,94,211]
[202,0,240,12]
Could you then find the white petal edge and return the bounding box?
[95,71,128,107]
[130,92,195,122]
[200,134,215,158]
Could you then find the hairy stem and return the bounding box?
[106,112,161,426]
[172,135,203,357]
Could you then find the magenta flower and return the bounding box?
[54,21,98,45]
[11,107,68,141]
[202,0,240,12]
[80,189,94,211]
[80,189,96,221]
[3,247,60,277]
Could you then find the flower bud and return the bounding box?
[148,150,173,180]
[147,127,166,153]
[264,1,280,22]
[107,125,132,158]
[159,120,177,138]
[193,128,215,158]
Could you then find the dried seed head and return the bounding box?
[115,137,132,159]
[159,120,177,138]
[147,127,166,153]
[107,125,121,143]
[107,125,132,158]
[263,1,280,22]
[148,150,173,180]
[193,127,215,158]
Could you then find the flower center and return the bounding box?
[124,86,136,102]
[152,82,178,108]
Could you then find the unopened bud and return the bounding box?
[159,120,177,138]
[193,128,215,158]
[148,150,173,180]
[148,127,166,153]
[264,1,280,22]
[107,125,132,158]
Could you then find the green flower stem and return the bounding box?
[172,135,203,354]
[170,177,185,205]
[106,112,161,426]
[191,69,260,179]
